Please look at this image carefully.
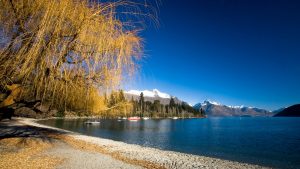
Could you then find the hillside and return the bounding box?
[194,100,273,117]
[274,104,300,117]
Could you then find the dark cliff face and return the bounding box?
[274,104,300,117]
[194,101,273,117]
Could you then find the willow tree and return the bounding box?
[0,0,148,112]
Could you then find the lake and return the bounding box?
[39,117,300,169]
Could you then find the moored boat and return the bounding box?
[85,120,100,124]
[128,116,141,121]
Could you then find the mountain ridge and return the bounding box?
[124,89,277,117]
[274,104,300,117]
[193,100,274,117]
[125,89,171,99]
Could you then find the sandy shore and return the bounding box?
[1,118,269,169]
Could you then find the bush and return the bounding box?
[56,111,65,118]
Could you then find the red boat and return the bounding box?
[127,116,141,121]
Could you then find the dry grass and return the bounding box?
[0,137,63,169]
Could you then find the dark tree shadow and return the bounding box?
[0,119,69,144]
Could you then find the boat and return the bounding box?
[172,117,178,120]
[85,120,100,124]
[142,117,150,120]
[122,117,127,120]
[128,116,141,121]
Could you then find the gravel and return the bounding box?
[44,141,142,169]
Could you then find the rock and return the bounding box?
[23,100,41,108]
[9,103,26,109]
[35,103,50,113]
[48,109,58,117]
[33,102,41,108]
[14,107,37,118]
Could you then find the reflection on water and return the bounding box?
[39,117,300,169]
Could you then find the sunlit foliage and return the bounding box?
[102,90,133,117]
[0,0,152,113]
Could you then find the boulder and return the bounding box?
[35,103,50,113]
[14,107,37,118]
[48,109,58,117]
[9,103,26,109]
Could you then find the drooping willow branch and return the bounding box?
[0,0,155,111]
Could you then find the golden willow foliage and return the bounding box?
[102,90,133,117]
[0,0,152,112]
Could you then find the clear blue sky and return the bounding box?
[125,0,300,110]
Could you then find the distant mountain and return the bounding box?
[124,89,181,105]
[125,89,275,117]
[193,100,273,117]
[125,89,170,98]
[274,104,300,117]
[272,107,286,114]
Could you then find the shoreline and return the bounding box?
[37,116,206,120]
[18,117,269,169]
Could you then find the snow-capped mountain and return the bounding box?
[194,100,274,117]
[124,89,275,117]
[125,89,171,98]
[124,89,180,105]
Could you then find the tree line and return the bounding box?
[105,91,205,118]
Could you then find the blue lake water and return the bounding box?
[39,117,300,169]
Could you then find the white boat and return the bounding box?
[128,116,141,121]
[142,117,150,120]
[85,120,100,124]
[122,117,127,120]
[172,117,178,120]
